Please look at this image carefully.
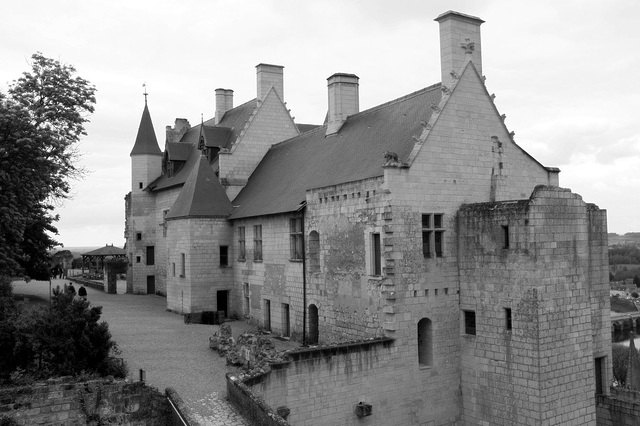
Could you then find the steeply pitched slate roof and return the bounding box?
[230,85,442,219]
[166,142,191,161]
[148,99,258,192]
[165,154,232,219]
[130,103,162,156]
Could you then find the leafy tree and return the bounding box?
[0,53,96,279]
[612,343,630,386]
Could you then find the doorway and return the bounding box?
[264,299,271,331]
[282,303,290,337]
[146,275,155,294]
[217,290,228,318]
[308,304,319,344]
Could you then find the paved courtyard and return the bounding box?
[11,278,298,426]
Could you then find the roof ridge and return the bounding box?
[351,83,441,120]
[203,98,258,126]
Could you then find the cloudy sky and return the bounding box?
[2,0,638,248]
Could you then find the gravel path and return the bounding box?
[11,278,262,426]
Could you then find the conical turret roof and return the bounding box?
[130,102,162,156]
[165,154,232,219]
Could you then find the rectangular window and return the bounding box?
[505,308,512,330]
[136,232,142,241]
[422,214,444,258]
[243,283,250,317]
[146,246,155,266]
[502,225,510,249]
[595,357,605,395]
[162,210,169,238]
[220,246,228,267]
[172,262,175,277]
[254,225,263,261]
[237,226,246,261]
[464,310,476,335]
[136,256,141,263]
[139,182,143,189]
[290,218,303,260]
[264,299,271,331]
[180,253,186,277]
[372,233,382,276]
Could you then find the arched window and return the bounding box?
[418,318,433,367]
[308,231,320,272]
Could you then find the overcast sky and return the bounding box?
[2,0,638,248]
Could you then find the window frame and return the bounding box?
[253,225,263,261]
[289,218,303,261]
[220,245,229,267]
[464,310,476,336]
[371,232,382,276]
[237,226,246,261]
[422,213,444,258]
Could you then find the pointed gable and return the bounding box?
[130,102,162,156]
[165,155,232,219]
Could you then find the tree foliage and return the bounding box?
[0,53,96,279]
[609,245,640,266]
[612,343,630,386]
[0,277,125,383]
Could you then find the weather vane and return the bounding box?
[143,83,148,103]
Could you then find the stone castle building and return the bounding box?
[125,11,612,425]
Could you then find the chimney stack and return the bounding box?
[326,73,359,136]
[256,63,284,102]
[215,88,234,124]
[435,11,484,88]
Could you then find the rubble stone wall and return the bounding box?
[0,377,170,426]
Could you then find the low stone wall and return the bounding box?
[226,374,290,426]
[596,387,640,426]
[0,377,170,425]
[228,338,399,426]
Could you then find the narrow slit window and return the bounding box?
[502,225,510,249]
[505,308,512,330]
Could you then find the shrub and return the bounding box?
[0,280,126,383]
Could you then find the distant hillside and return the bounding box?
[609,232,640,246]
[51,247,101,258]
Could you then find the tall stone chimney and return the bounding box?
[215,88,234,124]
[326,73,359,136]
[435,11,484,87]
[256,63,284,102]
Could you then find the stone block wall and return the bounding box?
[243,338,462,426]
[457,186,607,425]
[0,377,170,425]
[232,214,304,338]
[596,387,640,426]
[165,217,233,314]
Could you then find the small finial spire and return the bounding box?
[143,83,148,104]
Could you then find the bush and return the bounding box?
[0,279,126,383]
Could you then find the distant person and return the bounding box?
[67,283,76,296]
[78,285,87,300]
